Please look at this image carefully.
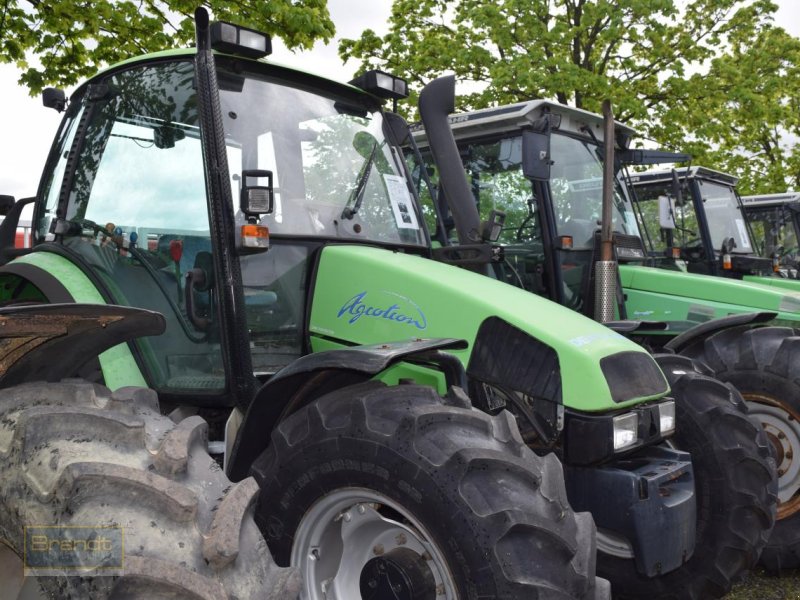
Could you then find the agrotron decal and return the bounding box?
[337,291,428,330]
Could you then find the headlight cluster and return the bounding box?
[564,400,677,465]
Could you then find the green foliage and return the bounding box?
[651,25,800,194]
[340,0,799,193]
[0,1,334,95]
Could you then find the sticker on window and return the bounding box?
[384,174,419,229]
[735,218,752,249]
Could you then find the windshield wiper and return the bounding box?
[341,140,379,220]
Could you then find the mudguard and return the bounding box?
[0,303,165,387]
[663,311,777,353]
[227,337,467,481]
[604,320,669,334]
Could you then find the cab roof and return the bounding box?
[411,99,637,146]
[629,166,739,188]
[741,192,800,207]
[73,48,368,99]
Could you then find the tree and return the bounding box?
[0,1,334,94]
[339,0,800,192]
[650,25,800,194]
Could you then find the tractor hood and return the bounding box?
[743,274,800,294]
[620,264,800,326]
[309,245,668,413]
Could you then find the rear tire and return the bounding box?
[251,381,609,600]
[0,380,299,599]
[680,325,800,570]
[597,355,777,599]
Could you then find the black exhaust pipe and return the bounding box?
[418,76,482,246]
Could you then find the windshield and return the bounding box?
[550,134,639,248]
[698,179,753,253]
[217,59,425,247]
[747,206,798,261]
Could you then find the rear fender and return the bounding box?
[0,251,152,389]
[226,337,467,481]
[0,303,165,387]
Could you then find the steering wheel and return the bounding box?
[680,237,705,261]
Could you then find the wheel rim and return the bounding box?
[596,527,635,559]
[0,541,48,600]
[292,487,457,600]
[744,393,800,519]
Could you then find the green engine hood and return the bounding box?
[620,265,800,327]
[310,246,668,412]
[743,274,800,294]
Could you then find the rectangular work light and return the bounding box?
[350,70,409,100]
[210,21,272,59]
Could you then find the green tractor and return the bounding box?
[409,92,800,587]
[0,9,667,600]
[741,192,800,278]
[0,10,778,599]
[628,167,800,290]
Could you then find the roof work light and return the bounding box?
[210,21,272,59]
[350,70,409,101]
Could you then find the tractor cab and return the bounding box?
[629,167,774,278]
[408,100,644,317]
[409,100,800,332]
[741,192,800,277]
[21,44,425,405]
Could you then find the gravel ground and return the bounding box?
[727,569,800,599]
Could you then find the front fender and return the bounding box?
[226,337,467,481]
[663,312,777,353]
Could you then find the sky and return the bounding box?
[1,0,799,201]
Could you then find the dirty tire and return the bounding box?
[0,380,300,599]
[251,382,608,600]
[598,355,777,599]
[680,325,800,571]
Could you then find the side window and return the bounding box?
[240,243,310,374]
[634,181,696,253]
[408,137,543,247]
[60,61,224,395]
[463,137,540,246]
[632,183,670,254]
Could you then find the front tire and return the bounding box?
[250,381,609,600]
[680,325,800,570]
[597,355,777,599]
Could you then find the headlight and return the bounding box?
[657,400,676,436]
[612,412,639,451]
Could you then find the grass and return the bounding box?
[727,569,800,599]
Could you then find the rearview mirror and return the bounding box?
[0,196,15,216]
[521,129,551,181]
[658,195,676,230]
[670,169,684,206]
[42,88,66,112]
